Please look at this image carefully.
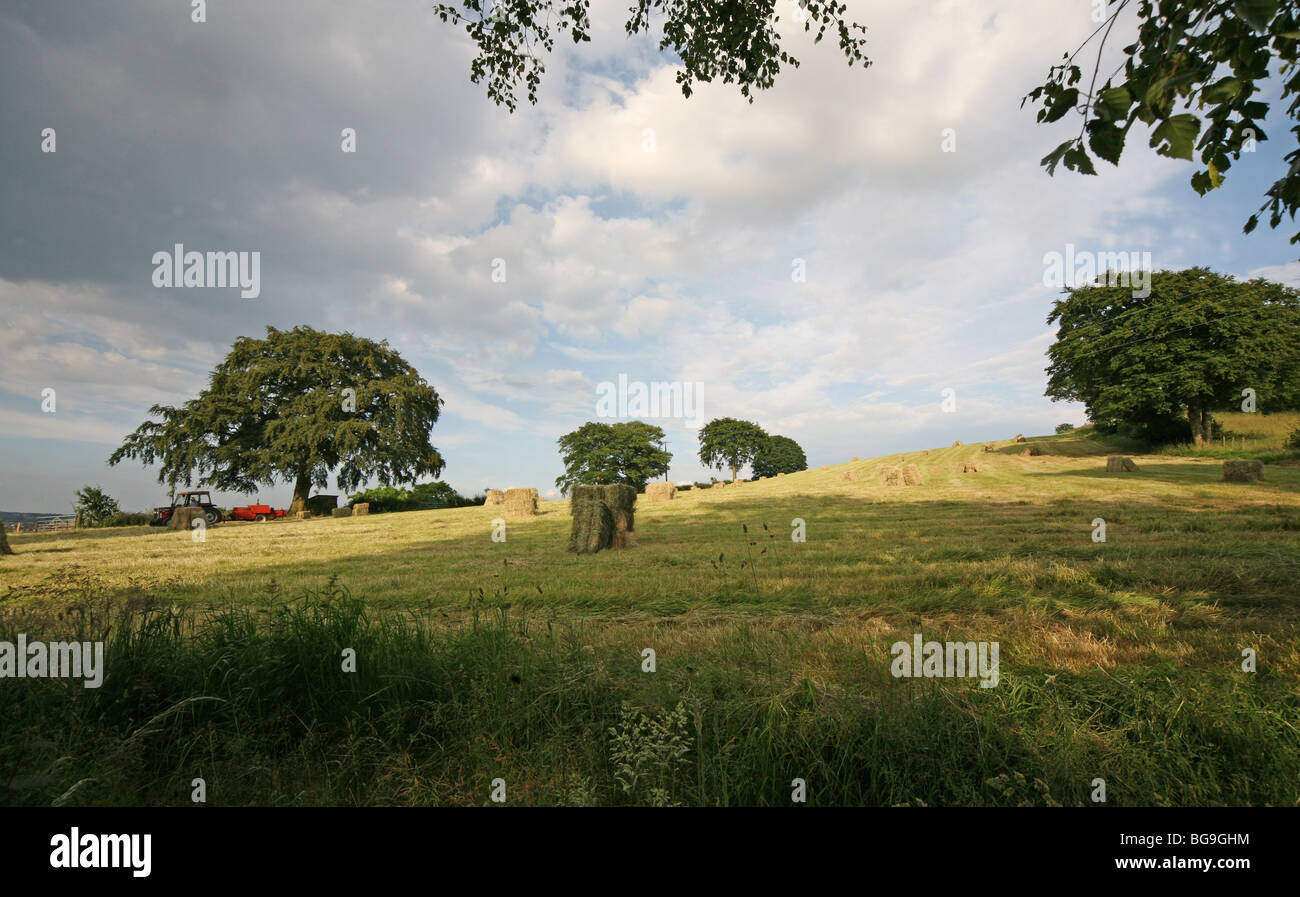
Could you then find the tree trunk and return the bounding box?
[1200,408,1213,445]
[730,464,738,483]
[1188,404,1204,447]
[288,470,312,514]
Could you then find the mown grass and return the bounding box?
[2,424,1298,806]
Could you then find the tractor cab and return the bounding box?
[151,491,221,525]
[173,491,212,507]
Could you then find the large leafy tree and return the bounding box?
[555,420,672,493]
[109,326,445,513]
[698,417,769,482]
[1025,1,1300,245]
[74,485,120,523]
[751,434,808,478]
[1045,267,1300,444]
[433,0,869,111]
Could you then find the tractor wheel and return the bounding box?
[255,514,267,522]
[204,509,219,526]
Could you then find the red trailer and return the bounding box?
[229,503,287,522]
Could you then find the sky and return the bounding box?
[3,0,1300,514]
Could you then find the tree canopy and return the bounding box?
[751,434,808,478]
[698,417,769,481]
[109,326,445,512]
[74,485,120,522]
[1025,0,1300,246]
[555,420,672,493]
[433,0,869,111]
[1045,267,1300,443]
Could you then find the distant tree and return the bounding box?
[555,421,672,494]
[109,326,445,513]
[751,434,808,478]
[74,485,120,523]
[434,0,869,112]
[1045,268,1300,445]
[1055,423,1075,435]
[347,481,475,512]
[698,417,769,482]
[1025,1,1300,247]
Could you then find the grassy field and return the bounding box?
[3,415,1299,806]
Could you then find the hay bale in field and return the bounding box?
[838,471,852,481]
[332,506,353,518]
[1019,446,1042,457]
[852,456,860,461]
[902,464,922,486]
[601,484,636,548]
[880,466,902,486]
[1105,455,1138,473]
[567,484,612,554]
[485,489,505,506]
[352,503,370,516]
[983,444,994,453]
[168,507,207,531]
[645,482,676,501]
[961,464,979,473]
[1223,459,1264,482]
[0,520,13,556]
[504,487,539,517]
[952,440,963,447]
[777,472,785,477]
[1122,458,1139,472]
[295,510,311,520]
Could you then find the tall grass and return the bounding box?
[2,582,1296,807]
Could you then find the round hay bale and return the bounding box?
[1223,460,1264,482]
[485,489,505,506]
[645,482,676,501]
[567,485,613,553]
[0,520,13,556]
[777,472,785,477]
[504,487,539,518]
[982,444,994,453]
[1019,445,1042,457]
[952,440,963,447]
[1014,434,1026,443]
[852,456,860,461]
[902,464,922,486]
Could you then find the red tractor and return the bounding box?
[151,491,222,526]
[229,503,288,522]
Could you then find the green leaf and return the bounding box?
[1041,139,1076,176]
[1202,77,1243,106]
[1095,85,1132,121]
[1234,0,1278,31]
[1088,120,1126,165]
[1150,114,1202,160]
[1064,144,1098,175]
